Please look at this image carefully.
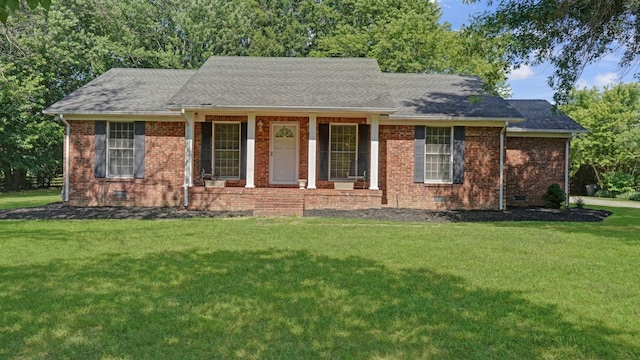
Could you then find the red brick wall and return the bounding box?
[67,119,566,211]
[67,120,185,207]
[380,125,502,210]
[506,137,566,207]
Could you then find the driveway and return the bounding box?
[571,196,640,209]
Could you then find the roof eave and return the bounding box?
[387,114,525,123]
[507,128,588,134]
[167,104,398,115]
[42,109,182,117]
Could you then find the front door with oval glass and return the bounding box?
[270,123,299,185]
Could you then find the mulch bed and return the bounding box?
[0,203,611,222]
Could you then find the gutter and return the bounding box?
[166,104,398,114]
[58,114,70,203]
[499,121,508,210]
[565,133,575,209]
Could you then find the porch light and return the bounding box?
[257,120,263,132]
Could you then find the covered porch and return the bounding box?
[182,112,384,214]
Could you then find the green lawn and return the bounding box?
[1,198,639,358]
[0,188,61,209]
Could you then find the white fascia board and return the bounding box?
[385,115,525,124]
[381,117,524,127]
[167,105,398,115]
[51,113,184,122]
[507,129,588,138]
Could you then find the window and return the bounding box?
[425,127,452,183]
[108,122,134,177]
[330,124,357,180]
[213,122,241,178]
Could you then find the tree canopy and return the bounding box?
[0,0,50,23]
[1,0,512,190]
[469,0,640,103]
[559,83,640,194]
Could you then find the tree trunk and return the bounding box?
[2,167,28,191]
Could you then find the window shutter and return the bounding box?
[357,124,369,177]
[453,126,465,184]
[318,124,329,180]
[200,122,212,175]
[94,121,107,178]
[240,122,247,179]
[414,126,425,183]
[134,121,145,179]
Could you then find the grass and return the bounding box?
[1,194,639,358]
[0,188,61,210]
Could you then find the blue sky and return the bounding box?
[437,0,635,101]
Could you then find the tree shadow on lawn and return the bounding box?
[1,250,637,359]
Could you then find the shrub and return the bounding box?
[616,191,640,201]
[602,171,636,196]
[542,183,566,209]
[574,198,585,209]
[595,189,614,198]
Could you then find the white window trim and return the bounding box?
[424,126,453,184]
[329,123,358,181]
[212,121,242,180]
[106,121,135,179]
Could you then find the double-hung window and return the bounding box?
[213,122,241,179]
[424,127,452,183]
[108,122,135,178]
[329,124,357,180]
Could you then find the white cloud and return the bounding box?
[594,72,618,87]
[575,78,590,89]
[507,65,535,81]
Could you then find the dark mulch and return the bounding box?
[0,203,250,220]
[0,203,611,222]
[304,207,612,223]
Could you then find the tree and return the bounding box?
[468,0,640,103]
[0,0,50,24]
[559,83,640,192]
[311,0,511,95]
[1,0,512,189]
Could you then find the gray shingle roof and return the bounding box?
[384,73,524,120]
[507,100,587,133]
[166,56,396,112]
[44,68,196,115]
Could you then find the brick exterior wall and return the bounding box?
[506,137,567,207]
[380,125,502,210]
[65,118,569,212]
[67,120,185,207]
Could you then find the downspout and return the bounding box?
[58,114,70,203]
[565,133,575,209]
[499,121,509,210]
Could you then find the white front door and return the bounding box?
[270,123,299,184]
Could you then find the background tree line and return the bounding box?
[1,0,511,191]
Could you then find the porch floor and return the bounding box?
[189,186,383,215]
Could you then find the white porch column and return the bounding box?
[182,110,195,208]
[369,114,380,190]
[245,113,256,188]
[307,114,317,189]
[183,110,194,188]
